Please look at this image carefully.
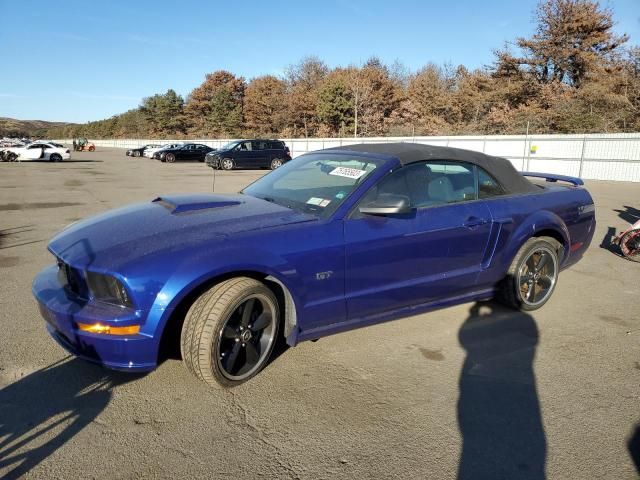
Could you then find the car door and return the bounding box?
[252,141,270,167]
[193,144,208,161]
[181,145,196,161]
[344,161,493,320]
[41,144,55,159]
[233,141,257,168]
[245,141,264,168]
[24,144,45,160]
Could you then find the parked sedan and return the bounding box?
[6,142,71,162]
[154,143,215,163]
[205,139,291,170]
[144,143,183,158]
[127,144,162,157]
[32,143,595,388]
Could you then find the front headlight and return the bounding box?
[85,272,133,308]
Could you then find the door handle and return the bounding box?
[463,217,488,229]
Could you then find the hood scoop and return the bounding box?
[153,194,242,214]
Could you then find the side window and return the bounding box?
[478,168,505,198]
[359,161,478,210]
[423,162,476,205]
[358,168,411,208]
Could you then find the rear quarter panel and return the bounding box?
[477,185,595,288]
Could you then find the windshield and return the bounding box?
[220,141,239,151]
[242,153,383,217]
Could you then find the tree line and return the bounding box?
[48,0,640,140]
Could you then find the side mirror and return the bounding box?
[359,193,412,216]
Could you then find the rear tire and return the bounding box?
[180,277,280,388]
[50,153,62,162]
[497,236,561,311]
[270,158,283,170]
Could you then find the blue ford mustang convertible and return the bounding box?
[33,143,595,387]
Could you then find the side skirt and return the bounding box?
[296,288,496,343]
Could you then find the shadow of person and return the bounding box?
[629,423,640,474]
[614,206,640,225]
[599,226,621,255]
[457,301,546,480]
[0,357,140,479]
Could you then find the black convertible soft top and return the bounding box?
[326,143,539,194]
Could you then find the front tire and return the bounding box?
[497,236,560,311]
[134,151,141,157]
[221,158,234,170]
[165,153,175,163]
[180,277,280,388]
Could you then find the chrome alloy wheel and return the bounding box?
[517,245,558,307]
[221,158,234,170]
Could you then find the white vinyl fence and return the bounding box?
[58,133,640,182]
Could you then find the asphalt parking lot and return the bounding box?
[1,147,639,479]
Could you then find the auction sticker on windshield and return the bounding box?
[329,167,367,179]
[306,197,331,207]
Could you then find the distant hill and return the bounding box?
[0,117,78,138]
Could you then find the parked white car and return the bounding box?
[144,143,184,158]
[6,142,71,161]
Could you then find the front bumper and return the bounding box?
[205,156,220,168]
[32,265,158,372]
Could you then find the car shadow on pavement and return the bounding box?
[0,356,139,480]
[629,424,640,474]
[457,301,546,480]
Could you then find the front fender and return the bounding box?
[145,245,303,346]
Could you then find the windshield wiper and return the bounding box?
[260,196,295,210]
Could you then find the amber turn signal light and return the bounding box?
[77,323,140,335]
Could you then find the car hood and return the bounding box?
[49,193,316,272]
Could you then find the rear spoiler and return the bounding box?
[521,172,584,186]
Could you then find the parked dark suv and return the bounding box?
[205,139,291,170]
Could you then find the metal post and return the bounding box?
[522,121,529,171]
[578,134,587,178]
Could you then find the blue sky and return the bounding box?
[1,0,638,123]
